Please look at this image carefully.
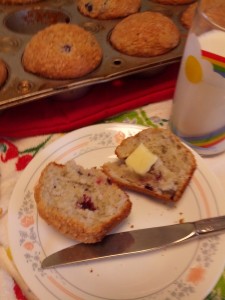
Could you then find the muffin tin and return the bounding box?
[0,0,191,110]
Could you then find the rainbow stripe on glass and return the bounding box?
[178,125,225,149]
[170,121,225,150]
[202,50,225,78]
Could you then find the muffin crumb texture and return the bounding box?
[34,160,132,243]
[103,128,197,202]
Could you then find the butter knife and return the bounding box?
[41,215,225,269]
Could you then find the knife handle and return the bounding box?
[194,215,225,236]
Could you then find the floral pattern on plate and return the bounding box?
[8,123,225,300]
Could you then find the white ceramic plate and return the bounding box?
[8,123,225,300]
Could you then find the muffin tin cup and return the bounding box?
[0,0,192,110]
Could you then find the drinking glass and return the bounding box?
[170,0,225,156]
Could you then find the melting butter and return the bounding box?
[125,143,158,175]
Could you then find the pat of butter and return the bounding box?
[125,143,158,175]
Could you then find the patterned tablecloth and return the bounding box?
[0,99,225,300]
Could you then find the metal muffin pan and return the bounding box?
[0,0,191,110]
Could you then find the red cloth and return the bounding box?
[1,63,179,138]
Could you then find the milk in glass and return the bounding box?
[171,29,225,155]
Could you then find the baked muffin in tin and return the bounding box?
[77,0,141,19]
[110,11,180,57]
[22,23,103,80]
[154,0,195,5]
[0,0,41,4]
[0,59,8,88]
[181,2,197,29]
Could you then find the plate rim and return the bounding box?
[8,123,225,300]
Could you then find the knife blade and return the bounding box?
[41,215,225,269]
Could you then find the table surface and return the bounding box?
[0,99,225,300]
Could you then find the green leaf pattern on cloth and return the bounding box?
[105,108,169,128]
[206,273,225,300]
